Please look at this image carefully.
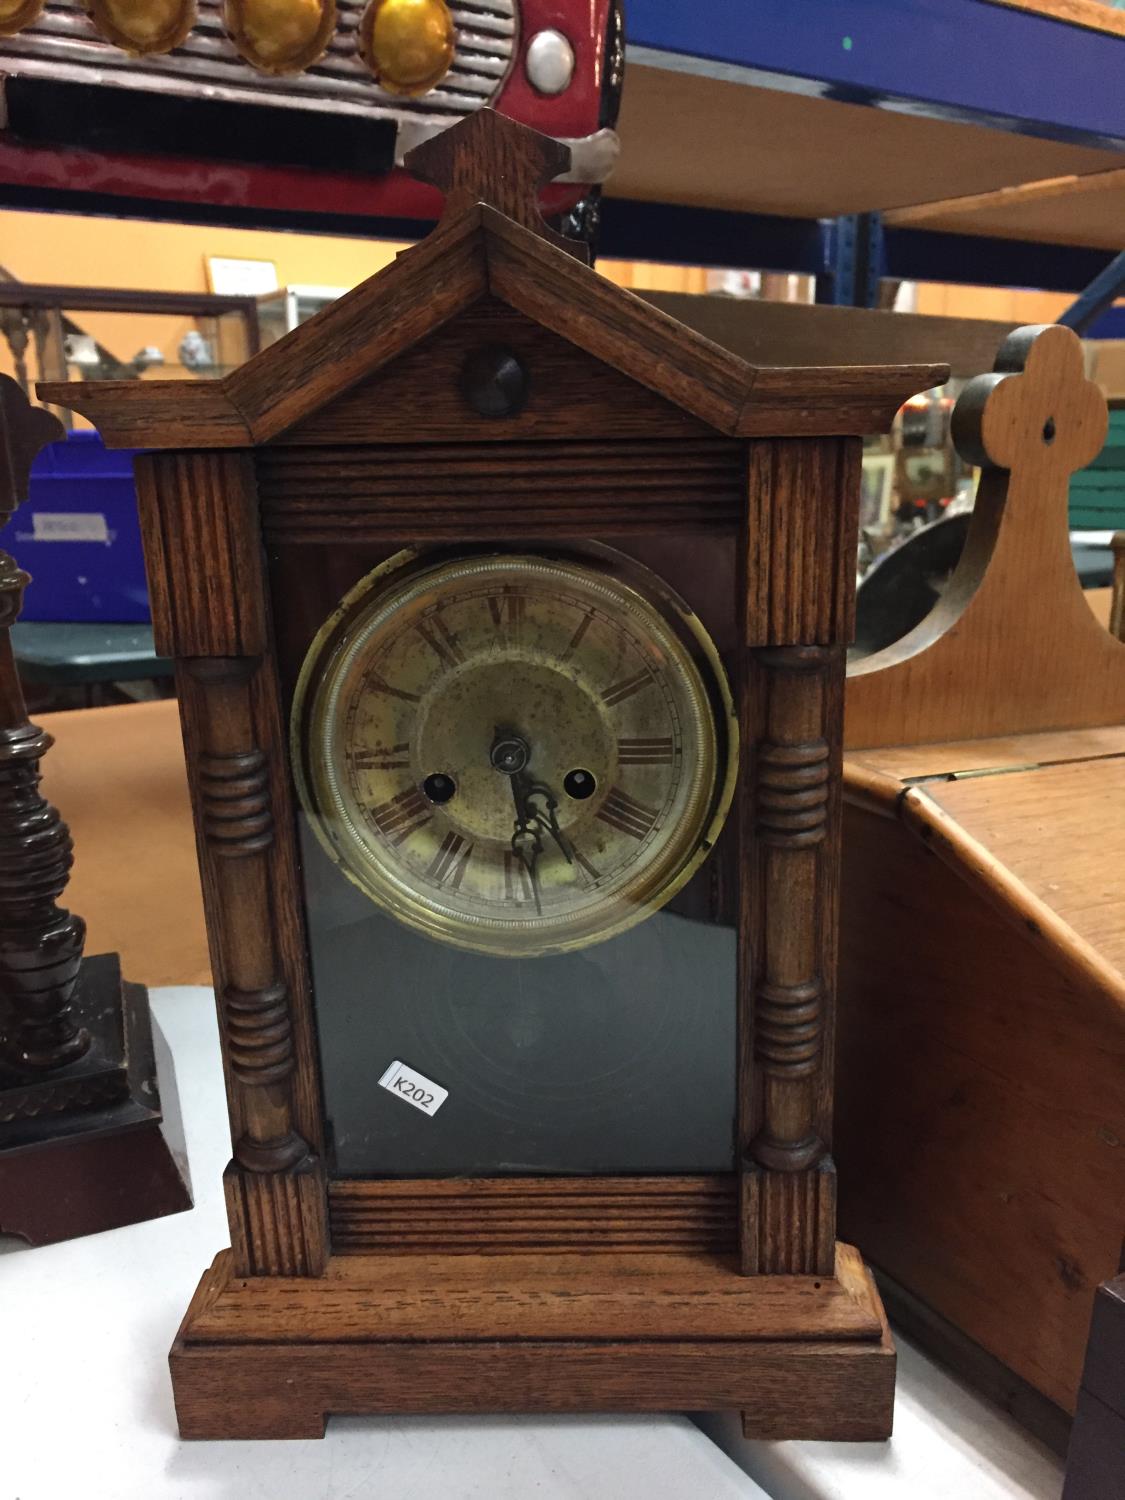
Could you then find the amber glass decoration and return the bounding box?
[224,0,335,75]
[0,0,45,38]
[357,0,454,96]
[87,0,196,54]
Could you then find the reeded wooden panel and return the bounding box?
[744,438,862,648]
[257,438,745,542]
[135,450,267,659]
[329,1175,738,1255]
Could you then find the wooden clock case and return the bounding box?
[43,112,945,1441]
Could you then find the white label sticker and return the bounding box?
[32,512,110,543]
[378,1059,448,1117]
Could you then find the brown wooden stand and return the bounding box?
[0,954,191,1244]
[170,1243,894,1441]
[0,375,191,1246]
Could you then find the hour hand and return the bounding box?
[526,781,573,865]
[511,823,543,915]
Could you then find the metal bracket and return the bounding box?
[816,213,884,308]
[1058,248,1125,336]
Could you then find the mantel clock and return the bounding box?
[43,111,946,1441]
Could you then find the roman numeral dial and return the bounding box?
[295,551,734,959]
[617,736,674,765]
[601,670,652,707]
[427,832,472,890]
[487,589,526,645]
[350,742,411,771]
[369,786,431,846]
[597,786,660,841]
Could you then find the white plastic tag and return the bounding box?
[378,1059,447,1117]
[32,512,110,543]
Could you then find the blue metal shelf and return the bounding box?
[598,198,1120,296]
[627,0,1125,151]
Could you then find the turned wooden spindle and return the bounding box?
[750,645,834,1174]
[0,377,89,1073]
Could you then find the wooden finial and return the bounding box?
[404,108,584,259]
[848,324,1124,746]
[952,322,1107,477]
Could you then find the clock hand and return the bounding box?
[523,779,574,866]
[509,771,544,915]
[490,729,569,911]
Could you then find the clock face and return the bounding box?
[292,548,736,957]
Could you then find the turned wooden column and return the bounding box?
[0,382,88,1075]
[184,657,305,1174]
[739,436,858,1275]
[751,645,834,1174]
[135,449,328,1276]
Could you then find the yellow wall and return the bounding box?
[0,206,710,384]
[0,209,412,386]
[0,204,1102,389]
[912,280,1074,324]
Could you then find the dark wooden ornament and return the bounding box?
[42,110,945,1437]
[403,108,584,261]
[0,374,191,1246]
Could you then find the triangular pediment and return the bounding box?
[275,295,718,446]
[221,206,756,442]
[38,114,945,449]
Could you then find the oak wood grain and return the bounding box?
[641,291,1017,383]
[836,801,1125,1413]
[274,302,717,445]
[404,107,582,260]
[183,1243,883,1345]
[329,1175,738,1255]
[56,107,901,1437]
[170,1248,894,1438]
[33,379,251,449]
[258,436,744,543]
[912,757,1125,998]
[847,724,1125,784]
[134,452,267,660]
[171,1328,896,1439]
[745,438,861,647]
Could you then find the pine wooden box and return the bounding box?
[837,325,1125,1433]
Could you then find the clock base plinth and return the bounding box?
[168,1242,895,1441]
[0,955,193,1246]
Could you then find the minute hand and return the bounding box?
[523,777,574,866]
[509,771,544,915]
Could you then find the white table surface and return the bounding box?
[700,1339,1065,1500]
[1,987,764,1500]
[2,986,1067,1500]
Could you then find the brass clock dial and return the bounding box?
[293,549,736,957]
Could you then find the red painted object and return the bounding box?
[0,0,620,228]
